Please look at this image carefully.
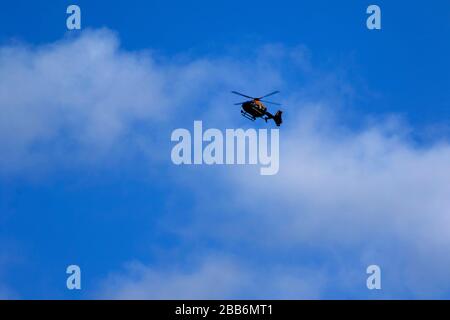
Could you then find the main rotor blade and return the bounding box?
[231,91,254,99]
[258,91,280,99]
[260,100,281,106]
[234,102,246,105]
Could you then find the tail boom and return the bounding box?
[265,110,283,126]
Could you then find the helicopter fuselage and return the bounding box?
[232,90,283,126]
[241,100,267,119]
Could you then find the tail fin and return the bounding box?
[273,110,283,126]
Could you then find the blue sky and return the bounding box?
[2,0,449,126]
[0,0,450,299]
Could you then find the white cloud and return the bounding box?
[97,255,325,299]
[0,29,293,176]
[232,108,450,246]
[0,29,168,173]
[98,102,450,297]
[178,105,450,297]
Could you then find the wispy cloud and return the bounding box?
[177,106,450,298]
[97,255,325,299]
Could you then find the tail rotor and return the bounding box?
[273,110,283,126]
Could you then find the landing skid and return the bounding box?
[241,110,256,121]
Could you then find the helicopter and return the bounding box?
[231,91,283,126]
